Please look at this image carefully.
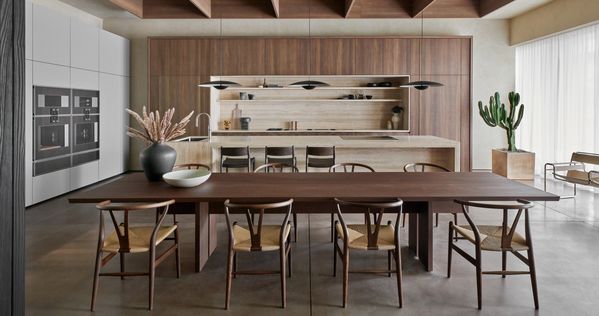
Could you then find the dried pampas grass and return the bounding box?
[126,107,194,143]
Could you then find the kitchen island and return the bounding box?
[169,135,460,172]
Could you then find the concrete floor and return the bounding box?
[25,177,599,315]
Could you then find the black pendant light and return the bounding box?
[198,16,240,89]
[290,2,329,90]
[401,10,443,90]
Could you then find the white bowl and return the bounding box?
[162,169,211,188]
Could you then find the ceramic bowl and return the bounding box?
[163,169,211,188]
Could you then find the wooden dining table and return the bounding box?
[69,172,559,272]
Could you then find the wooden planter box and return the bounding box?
[492,149,535,180]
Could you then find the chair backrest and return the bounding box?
[224,199,294,251]
[571,152,599,166]
[305,146,336,171]
[329,162,375,173]
[403,162,451,172]
[334,198,403,250]
[454,199,534,249]
[95,200,176,253]
[265,146,295,157]
[221,146,250,158]
[254,163,299,173]
[174,163,211,171]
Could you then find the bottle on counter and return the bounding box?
[231,104,242,129]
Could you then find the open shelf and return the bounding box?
[218,99,402,103]
[225,86,402,90]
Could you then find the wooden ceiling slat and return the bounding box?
[411,0,438,17]
[479,0,514,17]
[345,0,357,17]
[188,0,212,18]
[109,0,143,18]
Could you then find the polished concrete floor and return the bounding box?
[26,176,599,315]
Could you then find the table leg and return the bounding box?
[408,212,418,255]
[195,202,216,272]
[418,202,433,272]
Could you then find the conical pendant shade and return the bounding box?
[400,80,443,90]
[198,80,241,90]
[289,80,329,90]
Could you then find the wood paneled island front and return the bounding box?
[170,135,460,172]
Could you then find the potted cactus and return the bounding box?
[478,92,535,179]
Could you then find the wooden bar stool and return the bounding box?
[403,162,459,229]
[333,197,404,308]
[265,146,296,168]
[220,146,255,173]
[91,199,179,311]
[448,199,539,310]
[254,163,300,242]
[224,199,294,309]
[305,146,336,172]
[329,163,375,242]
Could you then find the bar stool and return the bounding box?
[255,163,300,241]
[91,199,179,311]
[220,146,255,173]
[265,146,296,168]
[403,162,459,229]
[224,199,294,309]
[333,197,404,308]
[448,200,538,310]
[305,146,336,172]
[328,163,375,242]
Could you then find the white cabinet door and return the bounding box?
[70,161,99,190]
[26,0,32,60]
[71,19,99,71]
[99,30,130,76]
[33,61,70,88]
[25,60,33,206]
[32,169,70,205]
[99,73,127,179]
[32,3,70,66]
[70,68,98,90]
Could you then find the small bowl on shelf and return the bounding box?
[365,95,373,99]
[163,169,211,188]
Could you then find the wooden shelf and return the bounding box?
[219,99,402,103]
[225,86,402,90]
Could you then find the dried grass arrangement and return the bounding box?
[126,107,194,143]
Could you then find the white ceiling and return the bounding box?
[58,0,555,20]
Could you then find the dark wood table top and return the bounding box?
[69,172,559,204]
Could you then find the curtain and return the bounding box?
[516,24,599,174]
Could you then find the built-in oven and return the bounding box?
[72,114,99,153]
[72,89,99,115]
[33,86,71,116]
[32,115,72,176]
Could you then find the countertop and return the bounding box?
[212,129,409,136]
[206,135,459,149]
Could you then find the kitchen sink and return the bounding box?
[174,136,209,142]
[340,136,397,140]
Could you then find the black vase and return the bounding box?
[140,143,177,181]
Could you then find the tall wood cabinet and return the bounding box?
[148,36,472,170]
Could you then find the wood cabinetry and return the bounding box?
[148,36,472,169]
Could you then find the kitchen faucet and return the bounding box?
[195,112,212,142]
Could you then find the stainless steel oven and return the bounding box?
[32,115,72,176]
[72,114,99,153]
[33,86,71,116]
[72,89,99,115]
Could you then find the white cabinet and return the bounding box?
[71,19,99,71]
[70,68,98,90]
[32,3,70,66]
[70,161,99,190]
[25,0,32,60]
[32,169,70,205]
[25,60,33,206]
[33,61,70,88]
[99,30,130,76]
[99,73,127,180]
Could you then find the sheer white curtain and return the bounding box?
[516,24,599,174]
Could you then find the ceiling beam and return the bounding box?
[479,0,514,17]
[270,0,280,18]
[109,0,143,18]
[345,0,357,18]
[188,0,211,18]
[410,0,438,18]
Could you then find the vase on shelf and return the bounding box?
[140,142,177,181]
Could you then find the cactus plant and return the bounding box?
[478,92,524,152]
